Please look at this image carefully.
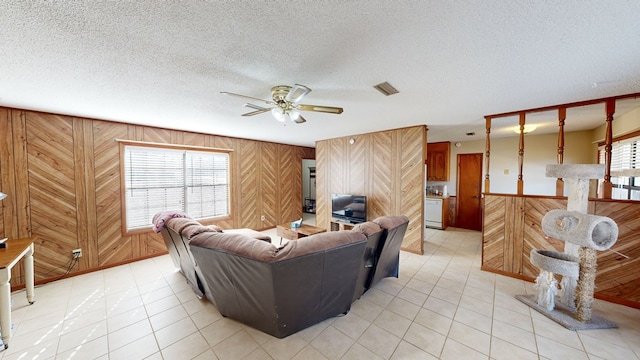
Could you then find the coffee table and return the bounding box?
[276,223,326,245]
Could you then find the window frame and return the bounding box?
[118,140,233,235]
[597,130,640,200]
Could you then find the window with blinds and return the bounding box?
[598,135,639,200]
[123,145,230,231]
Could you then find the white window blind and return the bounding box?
[598,135,640,200]
[123,145,230,230]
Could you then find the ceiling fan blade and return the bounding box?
[298,104,344,114]
[285,84,311,103]
[241,108,271,117]
[221,91,273,105]
[293,114,307,124]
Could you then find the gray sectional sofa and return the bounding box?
[156,213,409,338]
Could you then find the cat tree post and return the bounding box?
[516,164,619,330]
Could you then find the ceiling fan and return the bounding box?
[221,84,343,124]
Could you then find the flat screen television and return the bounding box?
[331,193,367,223]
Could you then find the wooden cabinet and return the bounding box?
[426,141,450,181]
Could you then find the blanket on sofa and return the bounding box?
[152,210,191,233]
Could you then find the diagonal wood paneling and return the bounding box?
[315,141,330,227]
[482,195,506,270]
[399,126,425,254]
[238,139,259,229]
[26,112,80,279]
[278,144,300,225]
[593,201,640,303]
[94,121,133,266]
[522,198,566,277]
[370,131,393,219]
[348,135,368,196]
[261,142,277,227]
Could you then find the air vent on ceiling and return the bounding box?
[373,82,399,96]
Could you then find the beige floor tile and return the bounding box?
[453,306,492,334]
[403,322,447,358]
[490,337,538,360]
[385,296,421,321]
[390,340,439,359]
[536,334,590,360]
[356,324,401,359]
[160,331,211,360]
[212,329,260,359]
[57,319,108,354]
[342,342,384,360]
[373,309,412,338]
[155,316,198,349]
[439,338,488,360]
[5,225,639,360]
[108,318,152,351]
[310,326,355,359]
[331,311,371,340]
[447,321,491,356]
[149,303,188,331]
[492,319,538,354]
[261,333,308,360]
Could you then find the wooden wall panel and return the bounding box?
[593,201,640,303]
[261,142,278,227]
[482,195,506,271]
[521,198,566,277]
[316,126,426,254]
[238,139,260,230]
[94,121,133,266]
[348,135,368,196]
[26,112,80,279]
[0,106,313,288]
[278,144,300,225]
[399,126,426,254]
[483,194,640,308]
[315,141,330,228]
[370,131,394,219]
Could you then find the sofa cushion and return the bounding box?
[274,231,366,261]
[373,215,409,230]
[351,222,381,236]
[165,218,203,233]
[189,230,365,263]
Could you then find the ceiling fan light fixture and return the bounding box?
[271,107,286,122]
[289,109,301,121]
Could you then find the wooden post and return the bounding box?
[601,100,615,198]
[556,107,566,196]
[485,116,491,193]
[517,113,525,195]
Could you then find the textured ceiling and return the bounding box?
[1,1,639,147]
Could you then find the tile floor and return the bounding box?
[3,226,639,359]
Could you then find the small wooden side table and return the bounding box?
[276,223,326,245]
[0,237,36,349]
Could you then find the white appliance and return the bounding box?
[425,197,443,229]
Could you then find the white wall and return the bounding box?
[439,130,595,196]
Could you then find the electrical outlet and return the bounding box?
[261,215,266,221]
[72,249,82,258]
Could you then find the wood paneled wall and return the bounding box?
[482,194,640,308]
[316,126,427,254]
[0,107,314,288]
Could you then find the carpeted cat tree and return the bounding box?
[516,164,618,330]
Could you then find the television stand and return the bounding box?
[330,218,362,231]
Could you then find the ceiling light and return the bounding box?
[289,109,301,121]
[271,107,286,122]
[514,124,537,134]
